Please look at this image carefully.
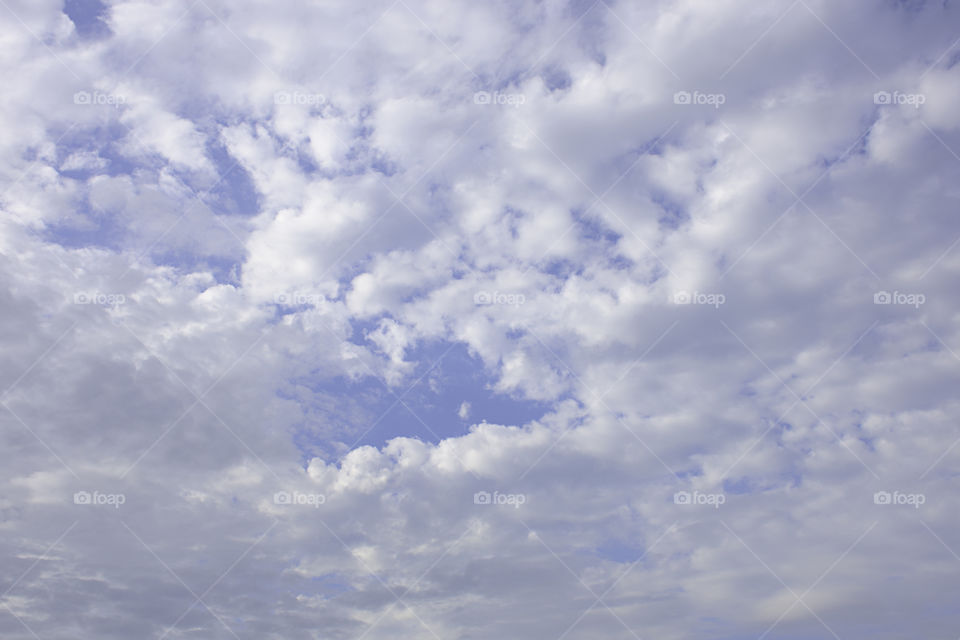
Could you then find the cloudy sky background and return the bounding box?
[2,0,960,637]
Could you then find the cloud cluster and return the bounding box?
[1,0,960,638]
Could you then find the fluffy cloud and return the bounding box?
[1,0,959,638]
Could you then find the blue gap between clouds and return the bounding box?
[63,0,111,39]
[289,338,550,463]
[540,207,633,279]
[45,127,253,285]
[42,124,137,252]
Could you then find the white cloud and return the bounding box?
[1,0,959,637]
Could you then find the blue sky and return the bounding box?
[1,0,960,638]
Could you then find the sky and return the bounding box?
[1,0,960,638]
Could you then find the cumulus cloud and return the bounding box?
[1,0,959,638]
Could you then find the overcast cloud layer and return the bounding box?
[2,0,960,638]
